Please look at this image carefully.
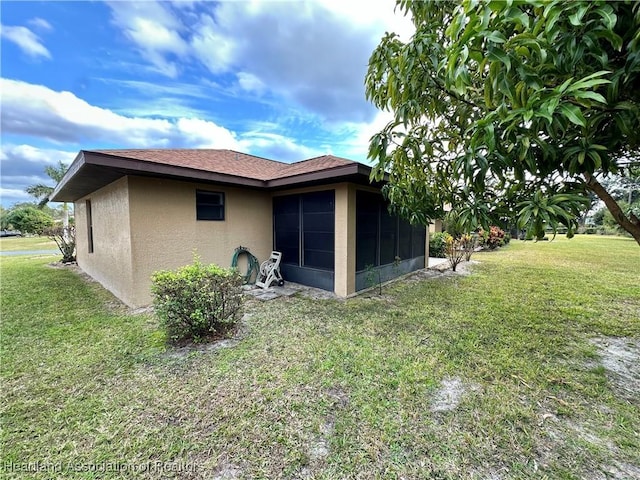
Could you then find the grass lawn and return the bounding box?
[1,235,639,479]
[0,236,57,252]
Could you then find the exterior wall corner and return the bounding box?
[334,183,356,297]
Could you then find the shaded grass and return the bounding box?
[1,236,639,479]
[0,236,57,252]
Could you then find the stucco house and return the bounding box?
[51,149,430,307]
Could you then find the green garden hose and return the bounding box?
[231,246,260,284]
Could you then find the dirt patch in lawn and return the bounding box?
[160,315,251,360]
[534,336,640,479]
[431,376,481,412]
[590,336,640,400]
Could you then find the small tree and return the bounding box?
[43,226,76,263]
[461,233,477,262]
[444,233,466,272]
[3,207,54,235]
[26,161,70,229]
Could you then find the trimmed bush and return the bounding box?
[429,231,448,258]
[479,226,506,249]
[151,258,243,344]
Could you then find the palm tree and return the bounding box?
[25,161,70,228]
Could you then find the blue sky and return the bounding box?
[1,0,413,207]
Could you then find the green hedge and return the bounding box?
[429,232,448,258]
[151,259,243,344]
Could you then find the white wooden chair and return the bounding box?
[255,251,285,289]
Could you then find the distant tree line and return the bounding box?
[1,161,71,235]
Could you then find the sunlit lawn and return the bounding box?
[1,235,638,479]
[0,236,57,252]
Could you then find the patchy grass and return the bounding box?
[0,236,57,252]
[1,236,639,479]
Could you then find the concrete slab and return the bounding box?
[243,282,337,301]
[246,289,281,301]
[427,257,449,269]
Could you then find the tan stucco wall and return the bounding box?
[75,177,135,305]
[75,176,427,305]
[334,183,356,297]
[429,219,443,233]
[425,226,430,262]
[126,176,273,307]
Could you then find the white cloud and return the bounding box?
[331,110,397,162]
[190,12,236,74]
[0,187,32,205]
[175,118,239,148]
[0,144,76,168]
[0,24,51,59]
[186,1,382,122]
[0,144,78,207]
[238,132,319,162]
[317,0,414,41]
[104,0,413,123]
[107,1,189,78]
[0,79,331,204]
[28,18,53,32]
[0,79,240,149]
[0,79,320,163]
[236,72,265,94]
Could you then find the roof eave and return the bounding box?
[50,151,387,203]
[50,150,267,202]
[266,163,382,188]
[50,151,87,202]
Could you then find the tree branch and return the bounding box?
[584,172,640,245]
[415,56,483,111]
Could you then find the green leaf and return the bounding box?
[565,71,611,93]
[571,90,607,104]
[597,4,617,30]
[485,30,507,43]
[559,104,586,127]
[569,4,588,26]
[556,77,574,93]
[487,47,511,71]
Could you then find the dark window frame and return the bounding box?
[196,190,225,221]
[86,199,94,254]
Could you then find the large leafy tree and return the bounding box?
[25,161,70,228]
[2,206,54,235]
[365,0,640,244]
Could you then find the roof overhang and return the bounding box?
[50,150,386,202]
[265,163,384,190]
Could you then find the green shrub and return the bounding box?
[480,225,506,249]
[429,232,448,258]
[151,258,243,344]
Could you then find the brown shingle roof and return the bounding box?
[90,149,288,181]
[51,148,377,202]
[274,155,354,179]
[89,149,356,181]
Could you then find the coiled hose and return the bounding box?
[231,246,260,284]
